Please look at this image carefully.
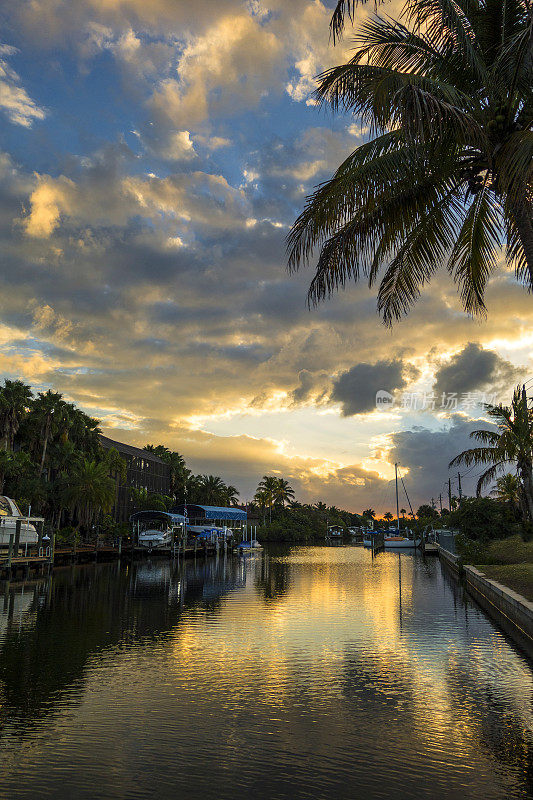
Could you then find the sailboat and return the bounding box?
[383,464,421,549]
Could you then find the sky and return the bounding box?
[0,0,531,513]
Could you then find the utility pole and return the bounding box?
[448,478,452,511]
[439,494,443,514]
[457,472,463,505]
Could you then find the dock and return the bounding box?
[0,538,224,581]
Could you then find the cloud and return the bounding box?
[0,45,45,127]
[149,13,283,128]
[389,416,498,505]
[433,342,522,399]
[331,359,419,416]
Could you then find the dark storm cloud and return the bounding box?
[433,342,521,397]
[331,359,418,416]
[389,416,497,505]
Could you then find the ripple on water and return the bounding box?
[0,547,531,799]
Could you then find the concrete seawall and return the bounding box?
[438,544,533,659]
[462,566,533,658]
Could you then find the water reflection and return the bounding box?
[0,547,531,799]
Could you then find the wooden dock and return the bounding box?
[0,539,223,581]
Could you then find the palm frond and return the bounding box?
[449,446,500,467]
[376,187,465,324]
[447,185,503,314]
[476,461,507,495]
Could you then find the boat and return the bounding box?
[383,533,421,549]
[0,496,38,546]
[237,536,262,552]
[382,464,421,549]
[138,528,174,549]
[130,510,186,550]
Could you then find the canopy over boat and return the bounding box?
[172,505,247,521]
[129,510,186,525]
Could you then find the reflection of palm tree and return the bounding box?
[450,387,533,521]
[288,1,533,323]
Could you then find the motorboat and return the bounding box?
[138,527,174,549]
[0,496,38,546]
[130,510,186,550]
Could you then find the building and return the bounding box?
[99,435,171,523]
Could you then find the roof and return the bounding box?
[129,510,186,524]
[173,504,247,521]
[99,435,169,464]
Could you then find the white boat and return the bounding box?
[131,510,186,550]
[138,528,174,549]
[0,496,38,545]
[383,534,421,549]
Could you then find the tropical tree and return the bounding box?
[104,447,127,515]
[144,445,191,499]
[257,476,279,523]
[224,484,240,506]
[0,380,33,451]
[491,472,522,510]
[450,386,533,521]
[197,475,228,506]
[273,478,295,507]
[383,511,394,522]
[362,508,375,519]
[288,0,533,324]
[253,488,271,525]
[61,459,115,534]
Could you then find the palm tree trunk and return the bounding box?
[38,414,52,479]
[512,198,533,286]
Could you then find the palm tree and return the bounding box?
[257,476,279,523]
[383,511,394,522]
[104,447,127,516]
[29,390,68,478]
[224,485,240,506]
[288,0,533,324]
[253,488,270,525]
[362,508,375,520]
[450,386,533,520]
[491,472,522,511]
[61,459,115,534]
[197,475,228,506]
[274,478,295,507]
[0,380,33,451]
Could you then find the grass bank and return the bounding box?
[464,535,533,602]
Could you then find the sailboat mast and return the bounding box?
[395,462,400,532]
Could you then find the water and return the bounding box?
[0,545,532,800]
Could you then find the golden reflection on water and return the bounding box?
[0,547,533,799]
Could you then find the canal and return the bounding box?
[0,545,532,799]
